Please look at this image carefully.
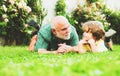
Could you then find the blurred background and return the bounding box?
[0,0,120,46]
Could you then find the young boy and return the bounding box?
[77,21,108,53]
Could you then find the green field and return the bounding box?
[0,45,120,76]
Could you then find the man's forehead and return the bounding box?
[56,22,69,29]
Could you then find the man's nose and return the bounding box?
[66,28,70,33]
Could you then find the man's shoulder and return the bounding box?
[69,25,79,46]
[41,24,51,29]
[38,24,52,41]
[70,25,75,29]
[70,25,77,35]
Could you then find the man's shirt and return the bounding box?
[34,24,79,51]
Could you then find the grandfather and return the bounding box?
[32,16,79,54]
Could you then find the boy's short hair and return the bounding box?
[82,21,105,40]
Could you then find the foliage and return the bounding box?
[68,0,120,44]
[0,0,31,45]
[0,45,120,76]
[0,0,47,45]
[54,0,75,29]
[55,0,66,16]
[27,0,47,25]
[86,0,101,4]
[103,8,120,44]
[70,1,110,38]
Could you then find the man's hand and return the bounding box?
[57,43,73,54]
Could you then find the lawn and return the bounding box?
[0,45,120,76]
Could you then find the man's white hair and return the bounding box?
[51,16,70,29]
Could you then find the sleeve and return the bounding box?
[34,32,48,52]
[70,26,79,46]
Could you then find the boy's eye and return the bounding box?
[86,29,91,33]
[84,30,89,33]
[86,31,89,33]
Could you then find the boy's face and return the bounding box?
[83,31,93,41]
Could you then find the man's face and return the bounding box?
[54,23,71,40]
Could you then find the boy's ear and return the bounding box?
[52,29,56,35]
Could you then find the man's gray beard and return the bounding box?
[55,32,71,40]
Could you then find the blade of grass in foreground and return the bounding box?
[0,45,120,76]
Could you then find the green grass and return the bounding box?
[0,45,120,76]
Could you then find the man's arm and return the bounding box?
[38,49,58,54]
[35,33,66,54]
[34,32,48,52]
[34,35,58,54]
[38,46,70,54]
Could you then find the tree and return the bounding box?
[0,0,47,45]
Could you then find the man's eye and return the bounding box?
[62,28,67,31]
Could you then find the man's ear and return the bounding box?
[52,29,56,35]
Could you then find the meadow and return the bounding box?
[0,45,120,76]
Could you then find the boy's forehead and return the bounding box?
[83,26,88,30]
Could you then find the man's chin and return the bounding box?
[62,38,70,40]
[56,36,70,40]
[61,36,71,40]
[55,33,71,40]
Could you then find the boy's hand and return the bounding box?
[88,39,95,45]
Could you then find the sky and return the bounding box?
[105,0,120,10]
